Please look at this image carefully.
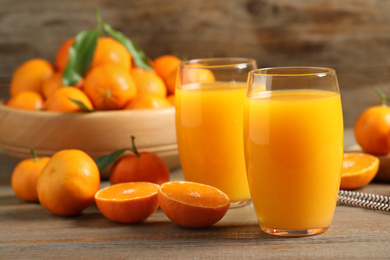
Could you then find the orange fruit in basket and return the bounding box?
[10,58,55,97]
[124,95,171,110]
[56,37,131,72]
[36,149,100,216]
[90,37,132,71]
[42,72,65,99]
[11,153,50,202]
[42,72,84,99]
[55,37,75,72]
[84,64,137,110]
[44,87,94,113]
[6,91,44,111]
[131,68,167,97]
[158,181,230,228]
[110,147,170,186]
[153,55,182,94]
[340,153,380,190]
[182,63,215,85]
[95,182,160,223]
[354,105,390,155]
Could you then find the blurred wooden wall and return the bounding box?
[1,0,390,127]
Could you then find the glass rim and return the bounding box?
[249,66,336,77]
[182,57,257,69]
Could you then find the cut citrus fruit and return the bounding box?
[341,153,380,190]
[95,182,160,224]
[158,181,230,228]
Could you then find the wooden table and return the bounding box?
[1,130,390,259]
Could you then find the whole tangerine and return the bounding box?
[90,37,132,71]
[44,87,94,113]
[83,64,137,110]
[131,68,167,98]
[10,58,55,97]
[354,88,390,155]
[36,149,100,216]
[110,136,170,185]
[153,55,182,95]
[6,91,44,111]
[11,150,50,202]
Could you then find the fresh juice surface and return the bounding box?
[244,89,343,230]
[175,82,251,202]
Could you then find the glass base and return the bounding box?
[230,199,251,208]
[261,226,328,237]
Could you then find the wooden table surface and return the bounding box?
[1,129,390,259]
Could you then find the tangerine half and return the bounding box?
[341,153,380,190]
[95,182,160,224]
[158,181,230,228]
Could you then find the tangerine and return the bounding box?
[131,68,167,98]
[83,64,137,110]
[44,87,94,113]
[11,152,50,202]
[110,137,170,185]
[55,38,75,72]
[153,55,182,94]
[181,63,215,85]
[124,95,171,110]
[10,58,55,97]
[341,153,380,190]
[90,37,132,71]
[354,105,390,155]
[354,88,390,155]
[36,149,100,216]
[158,181,230,228]
[95,182,160,224]
[6,91,44,111]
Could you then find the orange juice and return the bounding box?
[244,89,343,230]
[175,82,251,202]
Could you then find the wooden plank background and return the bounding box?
[1,0,390,127]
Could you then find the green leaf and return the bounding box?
[62,29,99,86]
[95,148,128,172]
[103,23,154,71]
[68,98,96,113]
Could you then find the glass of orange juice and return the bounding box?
[244,67,343,236]
[175,58,257,208]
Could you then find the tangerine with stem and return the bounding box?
[354,88,390,155]
[109,136,170,185]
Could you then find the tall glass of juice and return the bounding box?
[176,58,257,207]
[244,67,343,236]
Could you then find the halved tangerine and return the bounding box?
[158,181,230,228]
[341,152,380,190]
[95,182,159,224]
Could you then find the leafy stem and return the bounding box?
[375,87,389,106]
[94,136,142,172]
[95,7,104,37]
[30,148,39,163]
[130,135,141,157]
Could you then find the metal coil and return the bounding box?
[338,190,390,213]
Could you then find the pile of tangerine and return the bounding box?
[6,37,182,113]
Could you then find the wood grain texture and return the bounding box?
[1,0,390,127]
[1,172,390,259]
